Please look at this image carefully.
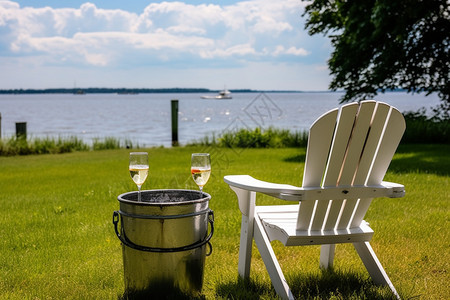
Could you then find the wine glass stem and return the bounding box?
[138,186,141,201]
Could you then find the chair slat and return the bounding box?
[310,200,329,230]
[296,200,316,230]
[323,103,359,187]
[301,108,338,231]
[353,103,390,185]
[350,197,373,227]
[302,109,338,187]
[339,101,376,185]
[337,198,359,228]
[323,199,344,229]
[367,107,405,185]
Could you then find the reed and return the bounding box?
[402,108,450,144]
[220,127,308,148]
[0,136,132,156]
[192,115,450,148]
[92,137,121,150]
[189,127,309,148]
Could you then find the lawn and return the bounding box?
[0,144,448,299]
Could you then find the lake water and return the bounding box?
[0,92,440,147]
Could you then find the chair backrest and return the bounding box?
[296,101,405,231]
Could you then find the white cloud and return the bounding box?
[272,45,309,56]
[286,46,308,56]
[0,0,314,66]
[199,43,258,59]
[166,25,206,35]
[0,0,333,90]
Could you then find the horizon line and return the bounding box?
[0,87,343,94]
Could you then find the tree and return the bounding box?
[302,0,450,114]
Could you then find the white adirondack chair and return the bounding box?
[224,101,405,299]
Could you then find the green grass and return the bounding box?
[0,145,448,299]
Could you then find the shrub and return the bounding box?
[402,108,450,144]
[0,136,132,156]
[219,127,309,148]
[92,137,121,150]
[192,127,308,148]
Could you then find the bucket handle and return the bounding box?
[113,209,214,256]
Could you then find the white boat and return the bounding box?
[201,88,232,99]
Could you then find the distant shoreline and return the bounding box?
[0,88,311,94]
[0,88,411,95]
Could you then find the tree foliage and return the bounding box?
[303,0,450,110]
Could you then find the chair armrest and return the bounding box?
[224,175,405,201]
[380,181,405,198]
[224,175,303,201]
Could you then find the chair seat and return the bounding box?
[256,205,374,246]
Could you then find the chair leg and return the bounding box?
[320,244,335,269]
[353,241,400,299]
[254,216,295,300]
[236,190,256,279]
[238,214,254,279]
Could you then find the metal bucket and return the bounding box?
[113,189,214,298]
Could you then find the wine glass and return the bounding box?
[191,153,211,192]
[129,152,149,201]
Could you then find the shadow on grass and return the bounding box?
[216,269,399,299]
[216,276,278,299]
[283,144,450,176]
[389,144,450,176]
[283,153,306,163]
[118,281,206,300]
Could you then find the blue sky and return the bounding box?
[0,0,332,90]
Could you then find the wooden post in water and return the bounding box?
[0,112,2,139]
[16,122,27,139]
[171,100,179,146]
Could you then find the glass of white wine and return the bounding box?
[191,153,211,192]
[129,152,149,201]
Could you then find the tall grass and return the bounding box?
[0,136,135,156]
[188,127,309,148]
[402,108,450,144]
[219,127,309,148]
[189,113,449,148]
[0,145,448,299]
